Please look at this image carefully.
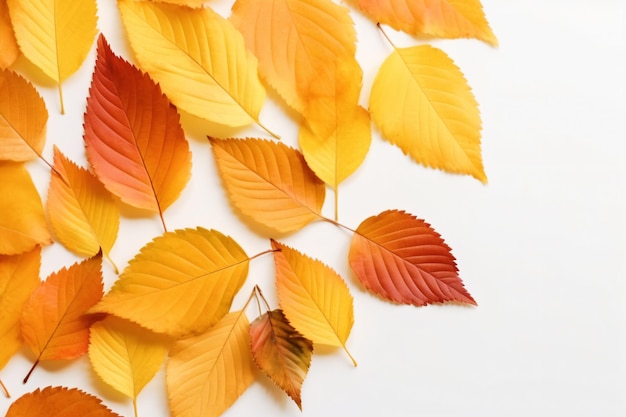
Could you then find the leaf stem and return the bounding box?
[104,251,119,275]
[343,343,358,367]
[0,378,9,398]
[133,397,138,417]
[257,119,281,140]
[248,248,279,263]
[23,359,39,384]
[320,215,356,234]
[158,211,168,233]
[334,187,339,222]
[58,82,65,115]
[254,285,272,312]
[377,23,397,50]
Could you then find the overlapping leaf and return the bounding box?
[210,138,325,235]
[91,228,249,337]
[0,0,19,69]
[118,0,268,130]
[349,210,476,306]
[167,310,254,417]
[370,45,487,182]
[0,162,51,255]
[84,35,191,220]
[153,0,207,7]
[250,309,313,409]
[0,68,47,162]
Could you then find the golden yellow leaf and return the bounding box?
[150,0,207,7]
[0,68,48,162]
[369,45,487,182]
[6,0,97,112]
[0,0,19,69]
[0,162,51,255]
[118,0,268,131]
[167,310,254,417]
[92,228,249,337]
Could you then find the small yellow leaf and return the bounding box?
[370,45,487,182]
[0,0,19,69]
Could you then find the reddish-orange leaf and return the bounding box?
[249,309,313,410]
[349,210,476,306]
[84,34,191,222]
[5,386,122,417]
[20,253,103,382]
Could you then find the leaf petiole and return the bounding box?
[0,378,9,397]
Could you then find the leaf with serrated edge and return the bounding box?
[0,0,19,69]
[349,209,476,306]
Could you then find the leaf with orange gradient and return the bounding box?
[271,240,356,365]
[84,35,191,224]
[210,138,325,235]
[250,309,313,410]
[370,45,487,182]
[20,253,103,382]
[351,0,497,45]
[0,68,48,162]
[167,310,254,417]
[5,386,122,417]
[151,0,207,7]
[0,0,19,69]
[349,210,476,306]
[47,146,119,262]
[0,162,51,255]
[91,228,249,337]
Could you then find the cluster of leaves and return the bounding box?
[0,0,496,415]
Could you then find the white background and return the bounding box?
[2,1,626,416]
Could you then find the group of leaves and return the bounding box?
[0,0,496,416]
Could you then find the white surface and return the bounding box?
[2,1,626,416]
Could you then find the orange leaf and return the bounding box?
[5,386,122,417]
[349,210,476,306]
[84,35,191,223]
[249,309,313,410]
[20,253,103,382]
[210,138,325,235]
[0,0,19,69]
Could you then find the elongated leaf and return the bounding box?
[118,0,267,129]
[349,210,476,306]
[91,228,249,337]
[370,45,487,182]
[210,138,325,235]
[167,310,254,417]
[250,309,313,410]
[0,68,47,162]
[84,35,191,218]
[0,161,51,255]
[0,0,19,69]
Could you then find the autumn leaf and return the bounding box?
[20,253,104,382]
[350,0,497,46]
[84,35,191,229]
[370,45,487,182]
[0,68,48,162]
[210,138,325,235]
[118,0,272,134]
[151,0,207,7]
[271,240,356,365]
[0,162,51,255]
[167,310,254,417]
[349,210,476,306]
[91,228,249,337]
[0,0,19,69]
[47,146,119,264]
[5,386,122,417]
[250,309,313,410]
[6,0,97,112]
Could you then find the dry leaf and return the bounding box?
[84,35,191,222]
[0,68,47,162]
[0,162,51,255]
[0,0,19,69]
[249,309,313,410]
[210,138,325,235]
[91,227,249,337]
[167,310,254,417]
[370,45,487,182]
[349,210,476,306]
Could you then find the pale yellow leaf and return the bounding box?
[0,0,19,69]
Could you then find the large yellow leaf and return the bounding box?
[0,68,48,162]
[167,310,254,417]
[118,0,268,130]
[92,228,249,337]
[6,0,97,112]
[0,162,51,255]
[369,45,487,182]
[210,138,326,235]
[0,0,19,69]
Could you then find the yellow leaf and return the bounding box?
[47,146,119,261]
[0,162,51,255]
[369,45,487,182]
[6,0,97,113]
[150,0,207,7]
[118,0,268,131]
[92,228,249,337]
[0,68,48,162]
[0,0,19,69]
[271,240,356,365]
[167,310,254,417]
